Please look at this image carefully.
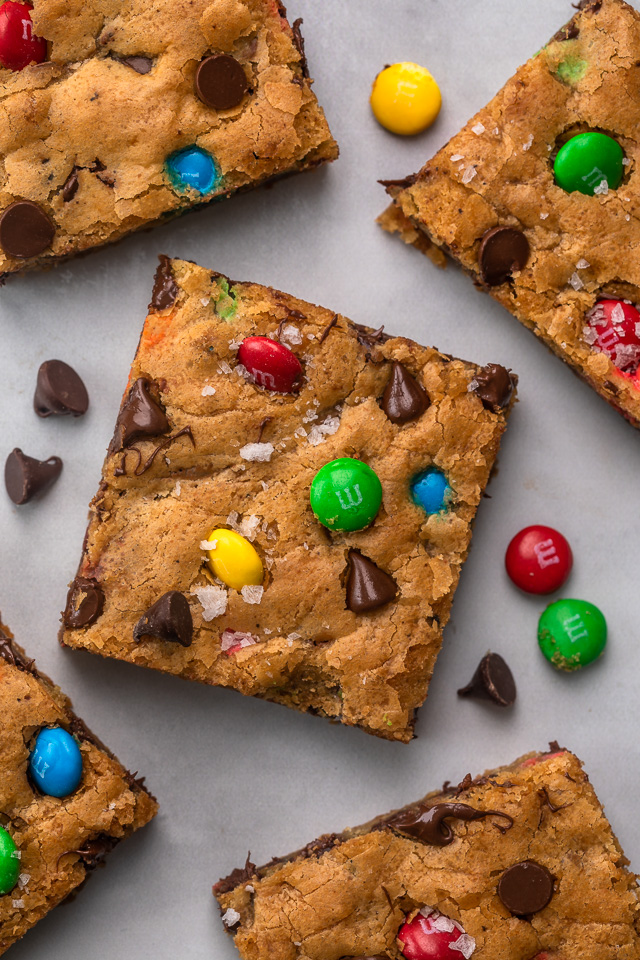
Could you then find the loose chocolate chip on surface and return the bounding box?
[0,200,55,259]
[472,363,515,411]
[62,169,79,202]
[34,359,89,418]
[390,801,513,846]
[479,226,530,286]
[114,378,169,449]
[346,551,397,613]
[195,54,248,110]
[498,860,554,916]
[120,55,153,74]
[382,361,430,423]
[63,577,105,628]
[458,652,517,707]
[5,448,62,505]
[133,591,193,647]
[149,254,179,312]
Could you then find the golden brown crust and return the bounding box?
[380,0,640,428]
[59,257,514,742]
[215,748,640,959]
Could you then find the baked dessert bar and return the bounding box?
[379,0,640,428]
[214,746,640,959]
[0,623,157,955]
[0,0,337,278]
[59,256,515,743]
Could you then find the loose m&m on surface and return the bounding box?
[371,62,442,135]
[29,726,83,798]
[538,598,607,671]
[505,525,573,594]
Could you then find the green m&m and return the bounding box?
[554,132,624,196]
[310,458,382,532]
[0,826,20,896]
[538,598,607,671]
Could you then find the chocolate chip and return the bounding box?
[119,55,153,74]
[63,577,105,628]
[133,591,193,647]
[472,363,515,411]
[498,860,554,916]
[389,801,513,846]
[149,255,179,312]
[346,551,397,613]
[382,361,430,424]
[62,169,79,202]
[34,359,89,418]
[113,378,169,449]
[5,448,62,504]
[458,652,516,707]
[478,226,530,286]
[75,835,117,869]
[0,200,55,259]
[195,54,248,110]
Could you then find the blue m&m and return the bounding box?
[166,146,220,195]
[411,467,451,514]
[29,727,83,798]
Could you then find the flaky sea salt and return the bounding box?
[11,851,21,860]
[17,874,30,890]
[522,133,534,151]
[241,585,264,604]
[294,427,307,438]
[228,337,243,351]
[222,908,241,927]
[593,179,609,196]
[612,302,626,325]
[450,154,464,162]
[221,630,257,653]
[200,297,210,306]
[419,906,434,918]
[201,384,216,396]
[191,585,227,621]
[623,157,632,166]
[227,512,261,540]
[450,934,476,958]
[11,900,24,909]
[432,915,456,932]
[200,539,217,551]
[217,360,232,374]
[245,885,254,893]
[471,122,485,135]
[576,258,590,269]
[279,323,302,345]
[307,416,340,446]
[173,481,181,497]
[569,272,584,291]
[461,165,477,184]
[540,212,549,219]
[240,442,274,462]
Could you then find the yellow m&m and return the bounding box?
[205,529,263,591]
[370,62,442,136]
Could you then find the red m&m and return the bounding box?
[505,526,572,595]
[398,911,475,959]
[583,299,640,374]
[0,1,46,71]
[238,336,302,394]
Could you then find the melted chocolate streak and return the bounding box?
[389,801,514,846]
[115,426,195,477]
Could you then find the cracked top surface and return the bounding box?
[381,0,640,428]
[0,0,337,275]
[0,623,157,956]
[59,257,513,743]
[214,748,640,960]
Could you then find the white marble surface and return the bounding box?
[2,1,639,956]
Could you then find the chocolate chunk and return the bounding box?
[75,835,118,869]
[346,551,397,613]
[63,577,104,628]
[382,361,430,424]
[114,378,169,449]
[478,226,530,286]
[389,801,513,846]
[553,19,580,41]
[133,591,193,647]
[458,652,516,707]
[5,448,62,505]
[0,633,35,673]
[120,55,153,74]
[472,363,515,411]
[34,359,89,418]
[62,169,79,202]
[195,54,248,110]
[291,18,309,78]
[573,0,601,11]
[214,854,257,895]
[149,255,179,312]
[498,860,554,916]
[0,200,55,259]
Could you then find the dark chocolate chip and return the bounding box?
[346,551,397,613]
[0,200,55,259]
[5,448,62,505]
[63,577,105,628]
[472,363,515,412]
[389,801,513,846]
[478,226,530,286]
[120,55,153,74]
[62,169,79,202]
[114,378,169,449]
[214,854,256,895]
[149,255,179,312]
[552,19,580,41]
[382,361,430,424]
[498,860,554,916]
[34,359,89,418]
[133,591,193,647]
[195,54,248,110]
[458,652,516,707]
[75,835,118,869]
[0,633,35,673]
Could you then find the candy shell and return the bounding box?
[29,726,83,798]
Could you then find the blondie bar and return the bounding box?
[59,256,515,742]
[214,747,640,959]
[0,0,337,277]
[0,623,157,955]
[380,0,640,428]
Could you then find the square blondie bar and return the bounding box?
[0,623,157,955]
[214,747,640,959]
[0,0,337,277]
[60,256,515,742]
[380,0,640,428]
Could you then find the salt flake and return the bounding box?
[241,585,264,605]
[173,481,181,497]
[593,179,609,196]
[221,629,257,653]
[450,933,476,958]
[522,134,534,151]
[191,585,227,621]
[200,539,217,551]
[450,154,465,162]
[227,512,261,540]
[201,384,216,396]
[576,258,590,270]
[240,442,274,462]
[279,323,302,345]
[471,122,485,135]
[11,900,24,909]
[222,908,241,927]
[307,416,340,446]
[569,272,584,291]
[461,165,477,184]
[432,915,456,932]
[540,212,549,220]
[217,360,232,375]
